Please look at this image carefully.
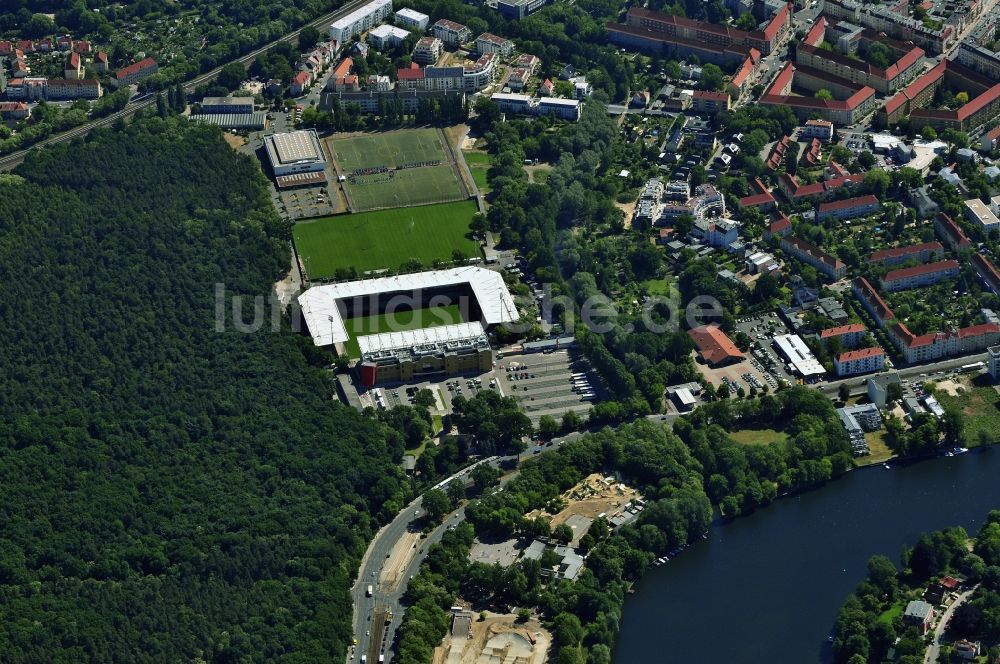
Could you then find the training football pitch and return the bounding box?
[326,128,468,211]
[342,304,464,357]
[293,200,481,278]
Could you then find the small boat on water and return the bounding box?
[883,463,891,470]
[955,447,969,455]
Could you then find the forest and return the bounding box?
[0,118,404,662]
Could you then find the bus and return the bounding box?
[960,362,985,373]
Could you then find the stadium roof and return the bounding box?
[189,112,268,129]
[298,267,518,346]
[358,321,486,355]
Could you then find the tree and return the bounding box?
[298,25,321,51]
[413,389,436,411]
[815,89,833,101]
[886,381,904,404]
[700,64,725,92]
[217,62,248,91]
[470,463,501,494]
[422,489,453,522]
[865,169,891,198]
[838,384,850,404]
[553,523,574,544]
[538,415,560,440]
[561,410,583,432]
[921,125,938,141]
[955,91,969,105]
[857,151,876,170]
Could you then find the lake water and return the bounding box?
[614,449,1000,663]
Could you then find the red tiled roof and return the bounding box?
[692,90,729,102]
[397,66,424,80]
[332,58,353,79]
[818,194,879,213]
[883,259,959,283]
[958,322,1000,338]
[837,347,884,362]
[114,56,157,81]
[821,323,866,339]
[973,252,1000,293]
[783,235,844,270]
[739,192,776,207]
[854,277,895,322]
[936,213,971,248]
[868,241,943,264]
[768,216,792,234]
[292,70,310,85]
[688,325,744,365]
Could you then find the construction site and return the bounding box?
[434,611,551,664]
[526,473,643,543]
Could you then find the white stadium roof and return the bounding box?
[358,321,486,355]
[298,267,518,346]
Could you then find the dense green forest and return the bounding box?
[0,118,404,662]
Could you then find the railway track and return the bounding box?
[0,0,371,171]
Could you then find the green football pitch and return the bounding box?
[327,129,468,211]
[293,200,481,278]
[328,128,449,170]
[341,304,464,357]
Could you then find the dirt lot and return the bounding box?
[433,612,551,664]
[379,530,421,591]
[526,473,641,531]
[223,133,246,150]
[934,378,964,397]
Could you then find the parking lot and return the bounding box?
[274,185,340,220]
[733,314,798,387]
[498,349,597,425]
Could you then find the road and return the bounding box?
[925,584,980,664]
[0,0,374,172]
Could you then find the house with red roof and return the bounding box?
[867,241,943,266]
[290,70,312,96]
[688,325,744,367]
[820,323,866,349]
[94,51,109,74]
[763,213,793,241]
[816,194,879,221]
[934,213,972,251]
[781,236,846,279]
[973,252,1000,295]
[835,347,885,376]
[880,260,959,292]
[64,51,83,80]
[396,63,425,90]
[112,57,158,88]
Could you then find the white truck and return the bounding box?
[366,584,373,597]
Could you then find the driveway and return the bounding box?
[925,584,979,664]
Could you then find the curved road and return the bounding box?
[0,0,373,172]
[925,584,979,664]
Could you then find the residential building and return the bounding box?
[908,187,939,218]
[867,372,901,408]
[394,7,429,30]
[516,54,540,76]
[322,88,465,114]
[475,33,514,58]
[801,119,834,141]
[0,101,30,120]
[368,24,411,50]
[692,217,740,249]
[463,53,498,91]
[835,347,885,376]
[200,96,254,114]
[45,78,102,100]
[111,57,158,88]
[688,325,744,366]
[867,241,943,266]
[432,19,472,46]
[964,198,1000,235]
[290,70,312,96]
[935,212,972,250]
[328,0,393,44]
[507,67,531,91]
[820,323,866,349]
[94,51,109,74]
[691,90,730,114]
[746,251,778,274]
[64,51,82,80]
[973,252,1000,295]
[760,62,878,125]
[780,236,847,279]
[73,40,91,54]
[777,172,864,201]
[412,36,442,65]
[496,0,548,20]
[822,0,953,55]
[903,600,935,635]
[763,214,793,240]
[816,194,879,221]
[989,345,1000,380]
[881,59,1000,131]
[490,93,581,121]
[981,123,1000,152]
[838,402,881,453]
[953,640,981,661]
[880,260,959,292]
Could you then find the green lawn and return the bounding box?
[293,200,481,277]
[936,379,1000,446]
[342,304,463,357]
[728,428,789,446]
[345,164,467,211]
[463,151,490,193]
[328,128,449,171]
[859,430,893,466]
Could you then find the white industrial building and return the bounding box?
[297,267,519,347]
[368,24,410,50]
[329,0,393,44]
[773,334,826,377]
[394,7,429,30]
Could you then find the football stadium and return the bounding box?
[298,267,519,383]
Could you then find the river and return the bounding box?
[614,449,1000,663]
